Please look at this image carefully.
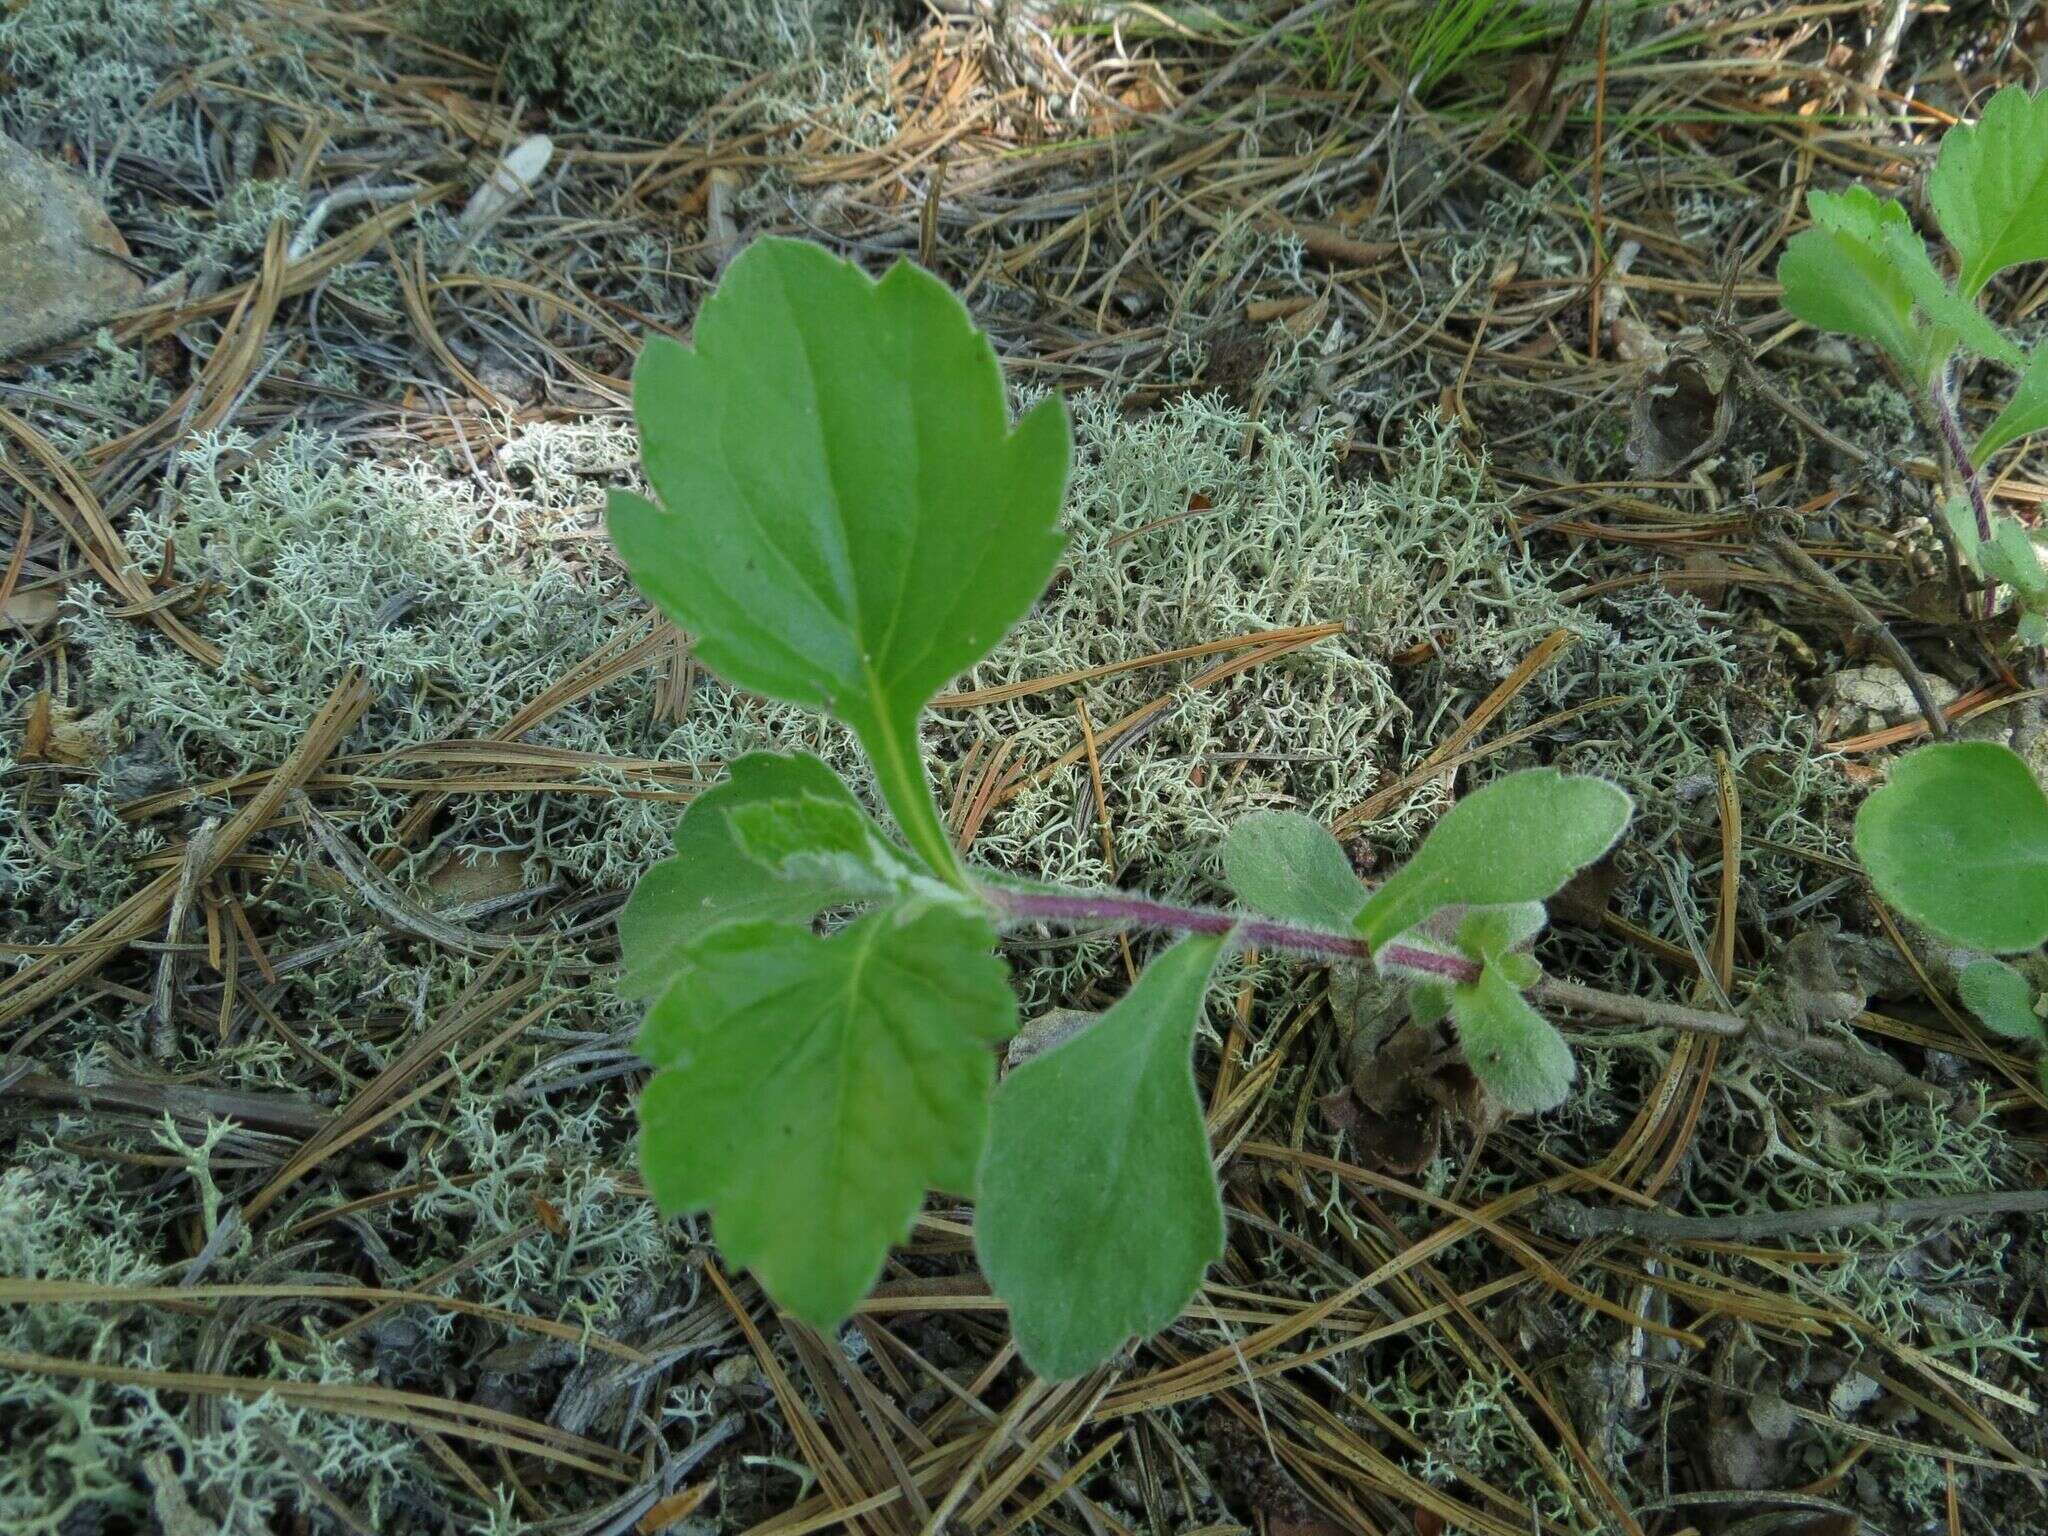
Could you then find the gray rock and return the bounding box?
[1830,661,1960,731]
[0,132,145,361]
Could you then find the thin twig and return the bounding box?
[1735,353,1879,468]
[1538,978,1952,1100]
[1530,978,1743,1038]
[1536,1186,2048,1244]
[290,790,521,956]
[152,815,219,1063]
[1762,530,1952,741]
[1862,0,1914,94]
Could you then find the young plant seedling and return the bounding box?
[1777,86,2048,638]
[1783,89,2048,1079]
[609,237,1632,1378]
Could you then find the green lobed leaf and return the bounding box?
[1449,963,1575,1114]
[727,794,953,906]
[1958,958,2045,1044]
[1873,219,2025,368]
[1220,811,1369,931]
[1978,349,2048,461]
[617,752,885,1000]
[977,936,1227,1379]
[636,905,1016,1327]
[609,238,1072,880]
[1354,770,1632,950]
[1928,85,2048,298]
[1854,741,2048,952]
[1776,187,1935,375]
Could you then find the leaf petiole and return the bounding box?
[863,697,970,891]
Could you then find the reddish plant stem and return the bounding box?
[984,886,1480,982]
[1930,372,1996,621]
[985,884,1950,1099]
[1930,372,1993,546]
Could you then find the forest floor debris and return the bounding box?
[2,1,2046,1533]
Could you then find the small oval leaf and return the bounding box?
[1450,966,1575,1115]
[1854,742,2048,952]
[1355,770,1631,950]
[1221,810,1368,931]
[1958,958,2044,1044]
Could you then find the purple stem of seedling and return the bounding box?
[985,887,1481,983]
[1930,373,1993,547]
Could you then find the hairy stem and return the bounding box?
[987,886,1385,965]
[986,882,1953,1098]
[1930,370,1995,619]
[989,885,1493,983]
[1930,372,1992,544]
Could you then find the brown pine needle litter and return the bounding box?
[2,1,2046,1533]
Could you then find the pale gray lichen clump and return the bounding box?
[0,1155,423,1534]
[0,0,205,163]
[405,0,881,138]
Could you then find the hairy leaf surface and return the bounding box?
[610,238,1071,877]
[1449,906,1570,1110]
[977,936,1226,1379]
[1959,958,2044,1044]
[637,905,1015,1327]
[1354,770,1631,949]
[1855,741,2048,952]
[1221,811,1368,930]
[1449,962,1575,1114]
